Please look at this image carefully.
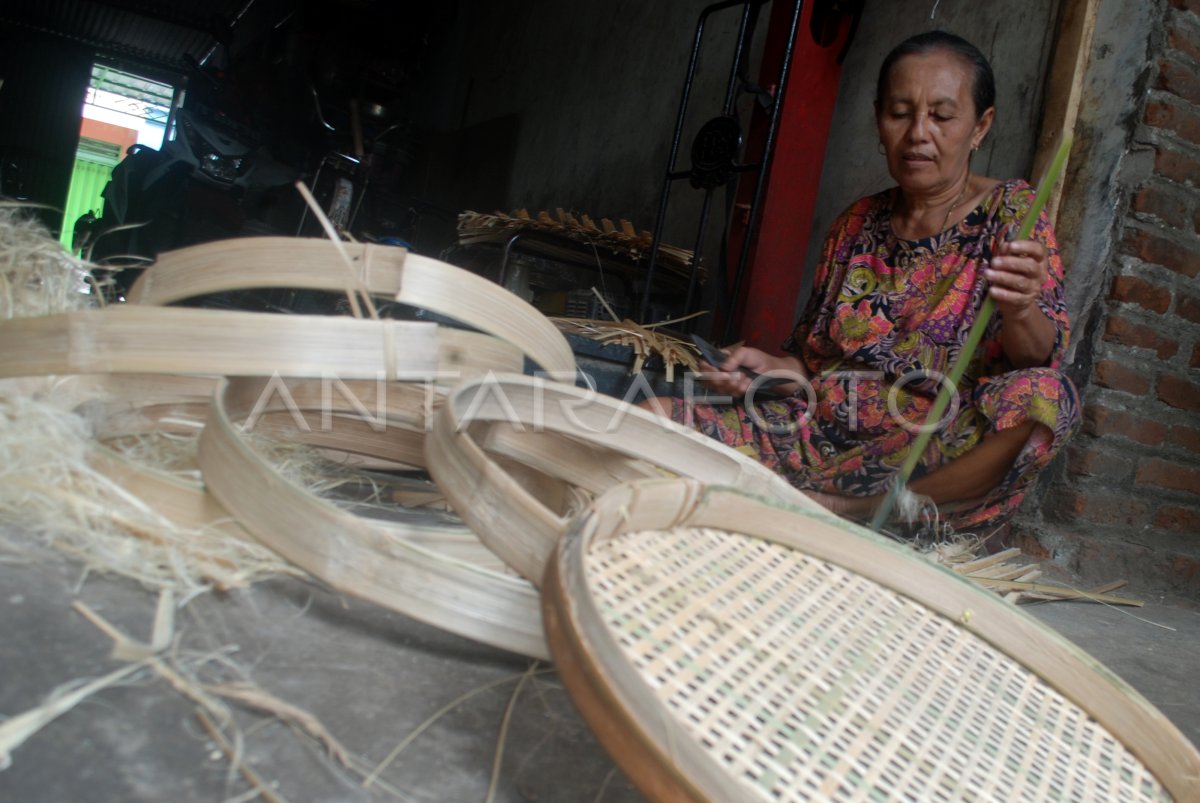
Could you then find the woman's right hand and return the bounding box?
[697,347,807,397]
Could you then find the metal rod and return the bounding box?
[683,188,716,321]
[722,0,805,345]
[639,0,742,323]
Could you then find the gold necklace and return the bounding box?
[939,178,971,234]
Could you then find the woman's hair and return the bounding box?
[875,31,996,118]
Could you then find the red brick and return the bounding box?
[1154,505,1200,533]
[1136,457,1200,493]
[1119,225,1198,278]
[1093,358,1153,394]
[1158,58,1200,105]
[1110,274,1173,313]
[1172,556,1200,580]
[1169,424,1200,453]
[1155,147,1200,188]
[1103,313,1180,359]
[1178,292,1200,323]
[1066,443,1133,478]
[1158,373,1200,411]
[1053,489,1149,527]
[1170,23,1200,65]
[1083,405,1168,446]
[1131,185,1190,229]
[1144,99,1200,143]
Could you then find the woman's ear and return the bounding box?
[973,106,996,147]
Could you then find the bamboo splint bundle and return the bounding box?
[457,208,698,282]
[424,374,822,585]
[551,317,702,380]
[127,236,576,380]
[198,376,548,659]
[543,479,1200,803]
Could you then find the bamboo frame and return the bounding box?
[544,479,1200,802]
[198,376,548,659]
[127,236,576,380]
[0,307,520,381]
[424,374,821,584]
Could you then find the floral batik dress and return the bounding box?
[671,179,1080,534]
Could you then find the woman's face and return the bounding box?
[876,50,994,197]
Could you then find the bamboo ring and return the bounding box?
[127,237,576,380]
[424,373,821,584]
[199,376,548,659]
[0,306,520,381]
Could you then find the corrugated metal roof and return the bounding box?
[0,0,253,74]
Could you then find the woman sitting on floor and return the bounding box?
[645,31,1080,536]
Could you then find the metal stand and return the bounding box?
[638,0,805,337]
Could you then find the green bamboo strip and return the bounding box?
[870,136,1073,532]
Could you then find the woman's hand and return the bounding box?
[986,232,1048,316]
[697,347,807,397]
[987,229,1057,367]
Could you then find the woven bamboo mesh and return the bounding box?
[545,480,1200,803]
[591,530,1166,801]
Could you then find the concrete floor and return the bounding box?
[1,528,1197,803]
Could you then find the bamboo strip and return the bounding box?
[424,374,819,584]
[0,307,519,381]
[969,578,1144,606]
[127,236,575,380]
[198,377,548,659]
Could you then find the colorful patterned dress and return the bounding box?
[671,179,1080,533]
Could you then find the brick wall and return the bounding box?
[1037,0,1200,594]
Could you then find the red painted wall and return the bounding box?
[80,117,139,156]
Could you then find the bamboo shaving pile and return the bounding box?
[0,386,297,595]
[0,207,102,318]
[924,539,1139,606]
[457,208,700,283]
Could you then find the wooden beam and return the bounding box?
[1031,0,1100,227]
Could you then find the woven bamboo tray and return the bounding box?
[127,236,576,380]
[424,374,822,584]
[198,376,548,659]
[543,479,1200,802]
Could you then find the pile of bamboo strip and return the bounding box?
[551,316,702,380]
[457,208,700,284]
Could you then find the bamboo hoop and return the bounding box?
[544,479,1200,803]
[198,376,548,659]
[424,374,821,584]
[0,306,520,381]
[127,236,576,380]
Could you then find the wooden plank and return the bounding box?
[1030,0,1100,227]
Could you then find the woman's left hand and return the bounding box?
[986,230,1048,318]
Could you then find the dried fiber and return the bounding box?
[0,385,297,593]
[0,207,100,319]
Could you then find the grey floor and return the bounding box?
[1,529,1197,803]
